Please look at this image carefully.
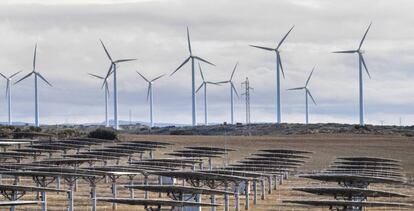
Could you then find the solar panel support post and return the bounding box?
[235,182,240,211]
[195,194,202,211]
[210,194,216,211]
[129,176,135,199]
[91,184,97,211]
[245,180,250,210]
[273,175,278,190]
[208,157,212,170]
[10,192,16,211]
[150,150,154,159]
[224,182,229,211]
[111,176,119,210]
[279,175,283,185]
[252,180,257,205]
[64,177,77,211]
[267,176,272,194]
[144,175,149,199]
[41,191,47,211]
[158,176,163,198]
[67,184,74,211]
[260,177,265,200]
[56,177,61,192]
[284,172,289,180]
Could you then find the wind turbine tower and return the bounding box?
[218,62,239,124]
[287,67,317,124]
[89,73,110,127]
[15,44,52,127]
[0,71,21,125]
[100,40,136,130]
[333,23,372,126]
[136,71,165,128]
[196,63,220,125]
[170,27,215,126]
[250,26,294,124]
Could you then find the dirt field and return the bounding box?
[2,133,413,210]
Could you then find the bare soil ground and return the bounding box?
[2,133,413,210]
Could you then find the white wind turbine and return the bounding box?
[333,22,372,126]
[136,71,165,128]
[100,39,136,130]
[89,73,110,127]
[287,67,316,124]
[170,27,215,126]
[250,26,294,124]
[218,62,239,124]
[0,71,21,125]
[195,63,220,125]
[15,44,52,127]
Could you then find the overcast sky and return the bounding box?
[0,0,413,126]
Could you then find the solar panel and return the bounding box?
[97,198,219,207]
[283,200,412,208]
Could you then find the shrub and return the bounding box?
[88,128,117,140]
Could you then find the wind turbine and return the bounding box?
[333,22,372,126]
[195,63,220,125]
[15,44,52,127]
[218,62,239,124]
[250,25,294,124]
[170,27,215,126]
[287,67,317,124]
[136,71,165,128]
[100,39,136,130]
[0,71,21,125]
[89,73,110,127]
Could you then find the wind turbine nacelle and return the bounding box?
[358,49,365,54]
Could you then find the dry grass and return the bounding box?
[2,133,413,210]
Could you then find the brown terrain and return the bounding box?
[3,133,413,210]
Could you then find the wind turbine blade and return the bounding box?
[198,63,205,82]
[307,90,317,105]
[102,63,113,88]
[193,56,215,66]
[358,22,372,50]
[170,57,190,76]
[187,26,192,55]
[287,87,305,91]
[14,72,33,84]
[5,81,9,98]
[10,71,22,79]
[278,56,286,79]
[332,50,357,54]
[360,55,371,79]
[249,45,274,51]
[37,73,52,87]
[216,80,229,84]
[105,83,110,97]
[276,25,295,50]
[146,85,151,101]
[0,72,7,80]
[231,82,239,98]
[115,59,136,63]
[100,39,113,62]
[206,81,221,86]
[196,83,204,93]
[305,66,315,87]
[88,73,104,80]
[151,74,165,82]
[230,62,238,80]
[33,43,37,71]
[136,71,149,82]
